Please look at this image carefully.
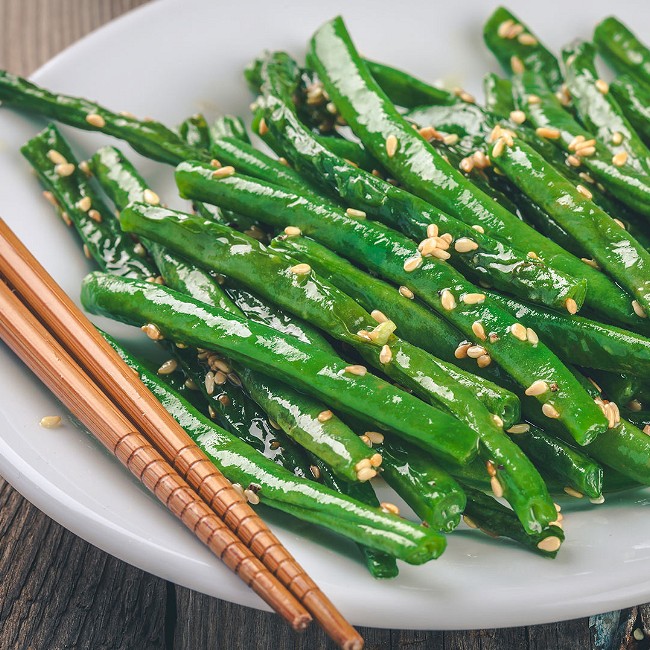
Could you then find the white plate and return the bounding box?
[1,0,649,631]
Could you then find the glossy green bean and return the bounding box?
[611,75,650,148]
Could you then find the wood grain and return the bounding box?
[0,1,648,648]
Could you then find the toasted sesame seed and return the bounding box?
[633,629,645,642]
[212,358,232,374]
[569,135,584,151]
[542,403,560,419]
[258,118,268,136]
[230,482,245,499]
[471,321,486,341]
[577,138,598,152]
[346,207,366,219]
[308,465,321,480]
[493,415,505,429]
[497,19,515,37]
[227,372,241,387]
[595,78,609,94]
[463,515,479,529]
[55,162,75,177]
[507,423,530,434]
[361,436,373,450]
[441,289,456,310]
[218,394,230,407]
[566,154,581,167]
[472,225,485,235]
[431,248,451,260]
[466,345,487,359]
[418,126,442,141]
[157,359,178,375]
[290,263,311,276]
[506,23,524,38]
[47,149,67,165]
[379,344,392,364]
[88,209,102,223]
[204,371,215,395]
[425,224,439,239]
[477,354,492,368]
[526,328,539,345]
[491,138,506,158]
[443,133,459,145]
[284,226,301,236]
[345,365,367,376]
[366,431,385,445]
[143,188,160,205]
[40,415,62,428]
[613,218,626,229]
[490,475,504,498]
[527,94,541,105]
[85,113,106,128]
[537,536,562,552]
[385,134,398,157]
[278,157,290,167]
[75,196,91,212]
[509,110,526,125]
[525,380,548,396]
[212,165,235,179]
[454,342,471,359]
[454,237,479,253]
[511,55,525,74]
[83,243,91,259]
[612,131,623,145]
[485,460,497,477]
[563,486,583,499]
[536,126,561,139]
[141,323,163,340]
[576,184,593,200]
[632,300,647,318]
[315,410,333,424]
[628,399,643,412]
[612,151,628,167]
[184,378,199,391]
[576,145,596,157]
[380,502,400,515]
[357,467,377,482]
[43,191,59,207]
[403,255,423,272]
[518,33,538,45]
[565,298,578,315]
[462,292,485,305]
[210,159,222,168]
[459,157,474,173]
[399,285,414,299]
[244,488,260,505]
[644,425,650,436]
[370,453,382,467]
[371,309,388,323]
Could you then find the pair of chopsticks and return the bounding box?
[0,219,363,650]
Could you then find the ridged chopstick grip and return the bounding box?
[0,278,310,631]
[0,220,361,650]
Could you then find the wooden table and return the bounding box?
[0,1,648,648]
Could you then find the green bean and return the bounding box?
[611,75,650,149]
[483,73,515,118]
[176,113,212,150]
[210,115,251,144]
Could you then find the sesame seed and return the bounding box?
[576,184,593,200]
[379,344,392,364]
[466,345,487,359]
[518,33,538,46]
[471,321,486,341]
[141,323,163,340]
[537,536,562,552]
[526,328,539,345]
[472,224,485,234]
[42,191,59,208]
[380,502,400,515]
[278,157,290,167]
[371,309,388,323]
[290,263,311,275]
[443,133,459,145]
[227,372,241,387]
[632,300,647,318]
[157,359,178,375]
[283,226,301,236]
[506,23,524,38]
[83,244,91,259]
[345,365,367,376]
[441,289,456,310]
[633,629,645,642]
[204,371,215,395]
[565,298,578,315]
[527,94,541,105]
[497,19,515,38]
[385,134,398,157]
[418,126,442,141]
[316,410,333,425]
[426,223,439,238]
[563,486,584,499]
[244,488,260,505]
[55,162,75,177]
[360,435,372,447]
[490,475,504,498]
[403,255,423,272]
[507,423,530,434]
[527,251,538,259]
[310,465,321,480]
[542,403,560,419]
[612,151,628,167]
[40,415,62,428]
[580,258,597,269]
[76,196,91,212]
[454,237,479,253]
[485,460,497,477]
[491,138,506,158]
[613,218,626,229]
[210,159,222,168]
[525,380,549,396]
[463,515,479,529]
[595,79,609,94]
[85,113,106,128]
[477,354,492,368]
[399,285,414,299]
[510,55,525,74]
[212,358,232,374]
[47,149,67,165]
[431,248,451,261]
[212,165,235,179]
[628,399,642,412]
[370,453,382,467]
[612,131,623,145]
[462,292,485,305]
[88,209,102,223]
[218,394,230,406]
[346,207,366,219]
[472,151,490,169]
[143,189,160,205]
[184,378,198,390]
[567,154,581,167]
[644,425,650,436]
[535,126,561,139]
[357,467,377,482]
[509,110,526,125]
[118,110,137,119]
[459,157,474,173]
[258,118,268,136]
[576,145,596,157]
[366,431,385,445]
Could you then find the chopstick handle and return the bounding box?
[0,278,311,631]
[0,219,363,650]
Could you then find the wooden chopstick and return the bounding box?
[0,275,310,630]
[0,219,363,650]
